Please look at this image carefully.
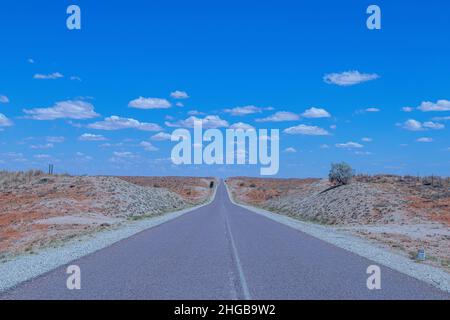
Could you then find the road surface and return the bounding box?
[1,181,448,299]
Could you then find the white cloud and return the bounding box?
[34,154,51,159]
[432,116,450,121]
[1,152,26,162]
[109,152,137,163]
[399,119,444,131]
[284,147,297,153]
[416,137,433,143]
[75,152,92,161]
[88,116,162,131]
[229,122,255,130]
[400,119,424,131]
[361,137,373,142]
[139,141,158,151]
[176,102,184,107]
[100,142,124,148]
[320,144,330,149]
[112,151,136,158]
[224,105,264,116]
[402,107,414,112]
[165,115,229,129]
[46,136,65,143]
[323,70,379,86]
[28,58,34,64]
[355,151,372,155]
[128,97,172,109]
[23,100,99,120]
[70,76,82,81]
[256,111,300,122]
[79,133,107,141]
[33,72,64,80]
[284,124,329,136]
[417,99,450,112]
[335,142,364,149]
[187,110,205,116]
[170,90,189,99]
[30,143,54,150]
[259,134,279,141]
[0,113,13,127]
[151,132,172,141]
[329,124,337,130]
[302,107,331,118]
[355,107,381,114]
[423,121,445,130]
[0,95,9,103]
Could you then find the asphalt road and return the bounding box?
[1,181,449,299]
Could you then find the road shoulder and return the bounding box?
[224,181,450,294]
[0,180,219,293]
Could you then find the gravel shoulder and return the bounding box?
[224,181,450,294]
[0,179,218,293]
[226,176,450,273]
[0,173,216,259]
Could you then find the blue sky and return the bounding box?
[0,0,449,177]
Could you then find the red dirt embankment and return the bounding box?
[227,176,450,271]
[0,171,214,260]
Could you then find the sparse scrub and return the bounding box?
[228,175,450,273]
[354,174,450,189]
[0,169,45,190]
[328,162,354,186]
[0,174,194,258]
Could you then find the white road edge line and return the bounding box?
[224,181,450,294]
[0,179,220,293]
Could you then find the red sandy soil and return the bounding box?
[227,176,450,226]
[0,173,214,260]
[226,177,321,206]
[118,176,215,204]
[227,176,450,271]
[0,177,103,257]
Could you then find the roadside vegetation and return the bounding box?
[0,170,214,260]
[227,163,450,272]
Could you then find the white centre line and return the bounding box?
[224,211,251,300]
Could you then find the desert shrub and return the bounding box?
[328,162,354,185]
[0,169,46,190]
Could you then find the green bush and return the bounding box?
[329,162,354,185]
